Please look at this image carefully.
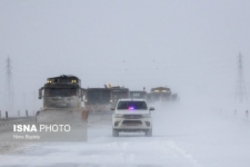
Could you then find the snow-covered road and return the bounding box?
[1,103,250,167]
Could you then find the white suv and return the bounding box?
[111,99,154,137]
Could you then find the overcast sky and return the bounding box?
[0,0,250,113]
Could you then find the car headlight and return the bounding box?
[114,114,123,118]
[142,114,151,118]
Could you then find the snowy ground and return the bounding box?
[1,102,250,167]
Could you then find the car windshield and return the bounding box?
[117,101,148,110]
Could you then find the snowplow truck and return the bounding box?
[84,88,113,113]
[36,75,88,123]
[149,87,172,103]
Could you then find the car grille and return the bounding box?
[122,120,142,126]
[123,115,142,119]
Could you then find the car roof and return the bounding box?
[118,98,146,102]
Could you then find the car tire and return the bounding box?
[145,128,152,137]
[112,129,119,137]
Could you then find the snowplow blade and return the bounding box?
[36,109,86,124]
[33,109,88,141]
[36,107,113,130]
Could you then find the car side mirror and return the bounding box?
[149,107,155,111]
[110,108,115,111]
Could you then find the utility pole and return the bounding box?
[6,56,14,115]
[235,53,248,103]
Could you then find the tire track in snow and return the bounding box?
[167,140,201,167]
[0,139,200,167]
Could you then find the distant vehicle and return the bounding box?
[84,88,113,112]
[149,87,172,103]
[129,90,147,100]
[37,75,88,123]
[171,93,180,102]
[111,99,154,137]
